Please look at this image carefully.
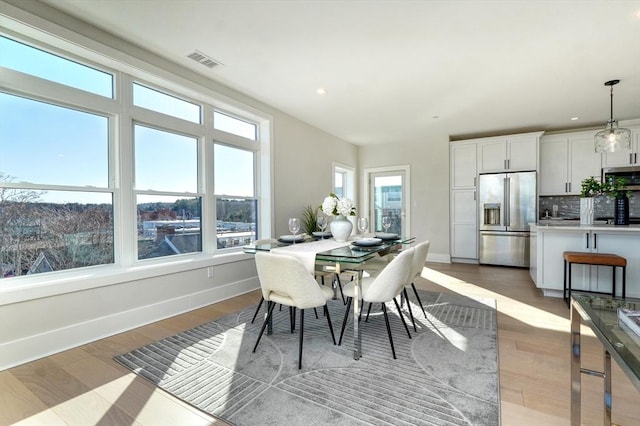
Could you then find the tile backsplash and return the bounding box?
[539,192,640,219]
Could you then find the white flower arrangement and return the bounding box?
[321,193,356,217]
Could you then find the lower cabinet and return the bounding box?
[534,227,640,298]
[590,232,640,298]
[450,189,477,260]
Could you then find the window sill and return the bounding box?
[0,250,254,306]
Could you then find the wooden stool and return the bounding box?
[563,251,626,306]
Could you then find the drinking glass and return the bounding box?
[288,217,300,244]
[357,217,369,237]
[317,215,327,238]
[382,216,392,233]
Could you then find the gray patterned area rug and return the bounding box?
[114,290,499,425]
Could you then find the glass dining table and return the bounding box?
[244,235,415,359]
[570,294,640,425]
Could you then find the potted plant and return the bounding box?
[302,204,318,235]
[602,176,631,225]
[579,176,601,225]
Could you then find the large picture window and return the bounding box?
[0,32,270,282]
[214,143,257,248]
[0,93,114,277]
[134,125,202,259]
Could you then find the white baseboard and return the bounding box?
[450,257,479,264]
[0,277,260,371]
[427,253,451,264]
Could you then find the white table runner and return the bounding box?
[271,239,349,274]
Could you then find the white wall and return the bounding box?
[0,0,358,370]
[359,137,451,263]
[272,112,358,236]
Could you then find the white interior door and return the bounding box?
[365,167,409,236]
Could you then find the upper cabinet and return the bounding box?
[602,124,640,167]
[539,131,602,196]
[450,141,477,189]
[476,132,543,173]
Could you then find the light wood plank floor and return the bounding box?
[1,262,639,425]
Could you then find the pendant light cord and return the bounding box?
[609,84,614,124]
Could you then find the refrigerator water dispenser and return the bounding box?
[483,203,501,225]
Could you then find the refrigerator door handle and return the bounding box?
[504,177,510,227]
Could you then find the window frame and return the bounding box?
[333,162,355,201]
[0,24,272,301]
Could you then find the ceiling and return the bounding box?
[40,0,640,146]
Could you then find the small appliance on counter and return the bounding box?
[478,171,536,268]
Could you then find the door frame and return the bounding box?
[362,164,411,236]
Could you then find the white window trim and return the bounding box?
[333,162,355,201]
[0,4,273,303]
[362,164,411,237]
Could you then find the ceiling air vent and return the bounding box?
[187,50,222,69]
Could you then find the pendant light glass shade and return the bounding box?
[594,120,632,153]
[594,79,631,153]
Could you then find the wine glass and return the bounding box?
[382,216,392,233]
[317,215,327,238]
[357,217,369,237]
[288,217,300,244]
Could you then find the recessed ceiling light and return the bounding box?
[316,88,326,95]
[571,117,579,121]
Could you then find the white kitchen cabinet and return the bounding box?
[450,141,478,260]
[602,125,640,167]
[450,189,477,260]
[539,136,568,195]
[534,226,640,298]
[450,142,477,189]
[477,132,543,173]
[539,131,602,196]
[539,228,589,295]
[590,231,640,298]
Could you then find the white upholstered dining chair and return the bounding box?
[252,251,336,369]
[402,240,431,331]
[250,239,278,324]
[338,247,415,359]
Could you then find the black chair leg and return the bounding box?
[338,297,352,345]
[298,309,304,369]
[314,307,319,319]
[335,274,346,304]
[393,297,412,339]
[365,302,373,322]
[290,306,296,333]
[382,304,396,359]
[403,287,417,332]
[251,296,264,324]
[253,301,276,353]
[324,305,336,345]
[411,282,428,317]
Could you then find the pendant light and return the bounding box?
[594,79,631,153]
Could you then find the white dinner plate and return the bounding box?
[375,232,399,240]
[278,234,306,243]
[352,237,383,247]
[312,231,332,238]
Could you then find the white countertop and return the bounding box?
[531,222,640,232]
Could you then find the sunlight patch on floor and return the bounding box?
[421,310,469,352]
[422,267,570,333]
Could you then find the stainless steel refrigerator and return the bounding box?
[478,171,536,267]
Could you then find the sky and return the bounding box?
[0,35,255,205]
